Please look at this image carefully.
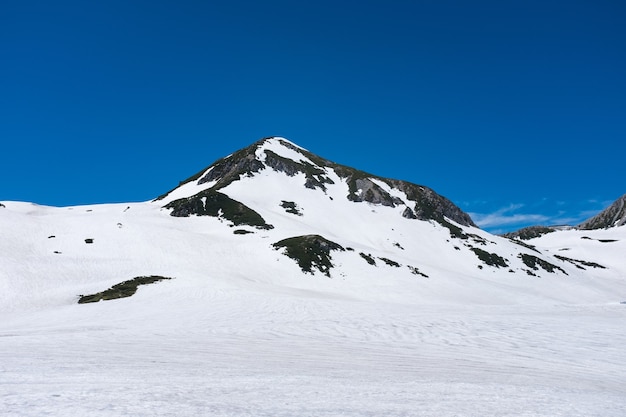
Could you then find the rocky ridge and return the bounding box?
[152,137,602,279]
[158,137,475,228]
[578,194,626,230]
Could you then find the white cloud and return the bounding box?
[469,203,568,232]
[469,200,607,233]
[469,203,549,229]
[471,212,550,229]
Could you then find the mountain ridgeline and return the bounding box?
[1,136,623,310]
[149,137,613,280]
[503,194,626,240]
[158,137,475,228]
[578,194,626,230]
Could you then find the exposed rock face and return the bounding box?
[198,144,265,190]
[263,150,335,191]
[346,178,402,207]
[578,194,626,230]
[159,137,476,228]
[389,180,476,227]
[402,207,418,219]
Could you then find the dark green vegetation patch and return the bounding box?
[78,275,172,304]
[273,235,345,277]
[233,229,254,235]
[470,247,508,268]
[166,189,273,230]
[519,254,567,275]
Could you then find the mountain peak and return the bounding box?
[156,137,476,228]
[257,136,309,152]
[578,194,626,230]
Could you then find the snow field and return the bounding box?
[2,292,626,416]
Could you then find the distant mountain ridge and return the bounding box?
[504,194,626,240]
[578,194,626,230]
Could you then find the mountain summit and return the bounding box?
[156,137,475,228]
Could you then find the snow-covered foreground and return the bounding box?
[2,290,625,416]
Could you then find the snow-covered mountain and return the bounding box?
[1,136,624,311]
[2,137,626,416]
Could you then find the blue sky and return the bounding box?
[1,0,624,233]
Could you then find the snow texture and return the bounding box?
[1,138,626,416]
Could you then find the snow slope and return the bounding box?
[1,137,625,416]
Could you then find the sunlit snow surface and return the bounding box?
[2,168,626,415]
[3,295,626,416]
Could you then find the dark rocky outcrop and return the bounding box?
[346,178,403,207]
[198,145,265,190]
[263,150,334,191]
[389,180,475,227]
[470,247,508,268]
[503,226,556,240]
[519,254,567,275]
[578,194,626,230]
[165,189,273,229]
[554,255,606,270]
[273,234,345,277]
